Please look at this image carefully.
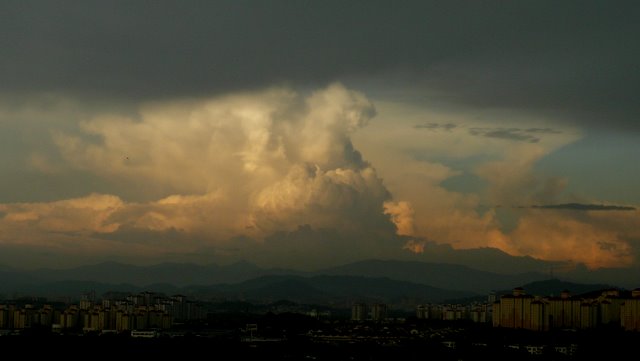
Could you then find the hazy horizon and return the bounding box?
[1,1,639,279]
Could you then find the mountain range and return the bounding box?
[0,259,634,306]
[14,259,549,293]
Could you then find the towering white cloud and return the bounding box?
[1,84,638,270]
[0,84,398,266]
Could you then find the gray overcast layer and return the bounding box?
[1,0,639,131]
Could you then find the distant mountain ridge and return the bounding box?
[184,274,473,306]
[26,260,304,287]
[0,259,636,301]
[4,259,551,294]
[507,279,616,298]
[0,272,471,308]
[317,259,549,293]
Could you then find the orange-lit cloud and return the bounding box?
[384,201,415,236]
[350,99,639,269]
[509,209,637,268]
[0,193,123,236]
[402,239,426,253]
[0,84,398,266]
[1,85,637,271]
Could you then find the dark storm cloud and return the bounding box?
[469,127,563,142]
[469,128,540,143]
[530,203,636,211]
[1,0,638,130]
[1,0,423,99]
[414,123,457,131]
[525,128,562,134]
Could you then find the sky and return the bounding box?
[1,1,639,272]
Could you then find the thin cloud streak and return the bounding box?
[414,123,457,131]
[468,127,563,143]
[530,203,636,211]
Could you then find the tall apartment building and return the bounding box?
[442,304,466,321]
[621,288,640,331]
[494,287,640,331]
[60,310,79,329]
[416,304,444,320]
[546,290,581,329]
[469,304,489,323]
[529,300,547,331]
[0,305,11,329]
[576,302,597,329]
[115,311,131,332]
[492,287,535,329]
[601,289,622,326]
[370,303,388,321]
[351,303,368,321]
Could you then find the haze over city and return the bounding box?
[1,1,639,284]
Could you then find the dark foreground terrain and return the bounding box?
[1,324,638,361]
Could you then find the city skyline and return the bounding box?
[1,1,639,276]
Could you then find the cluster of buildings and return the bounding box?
[0,292,206,333]
[492,287,640,331]
[413,287,640,332]
[416,303,490,323]
[351,303,388,321]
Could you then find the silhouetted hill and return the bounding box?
[512,279,615,297]
[318,259,548,293]
[0,271,472,308]
[28,261,303,287]
[448,278,622,304]
[186,274,472,306]
[410,245,640,289]
[311,274,469,303]
[407,245,561,274]
[235,278,328,301]
[1,258,636,301]
[561,265,640,290]
[0,277,144,299]
[0,269,41,297]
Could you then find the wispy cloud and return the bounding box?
[414,123,457,131]
[530,203,636,211]
[525,128,562,134]
[470,128,537,143]
[469,127,563,143]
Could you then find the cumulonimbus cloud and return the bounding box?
[0,84,399,264]
[1,83,639,270]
